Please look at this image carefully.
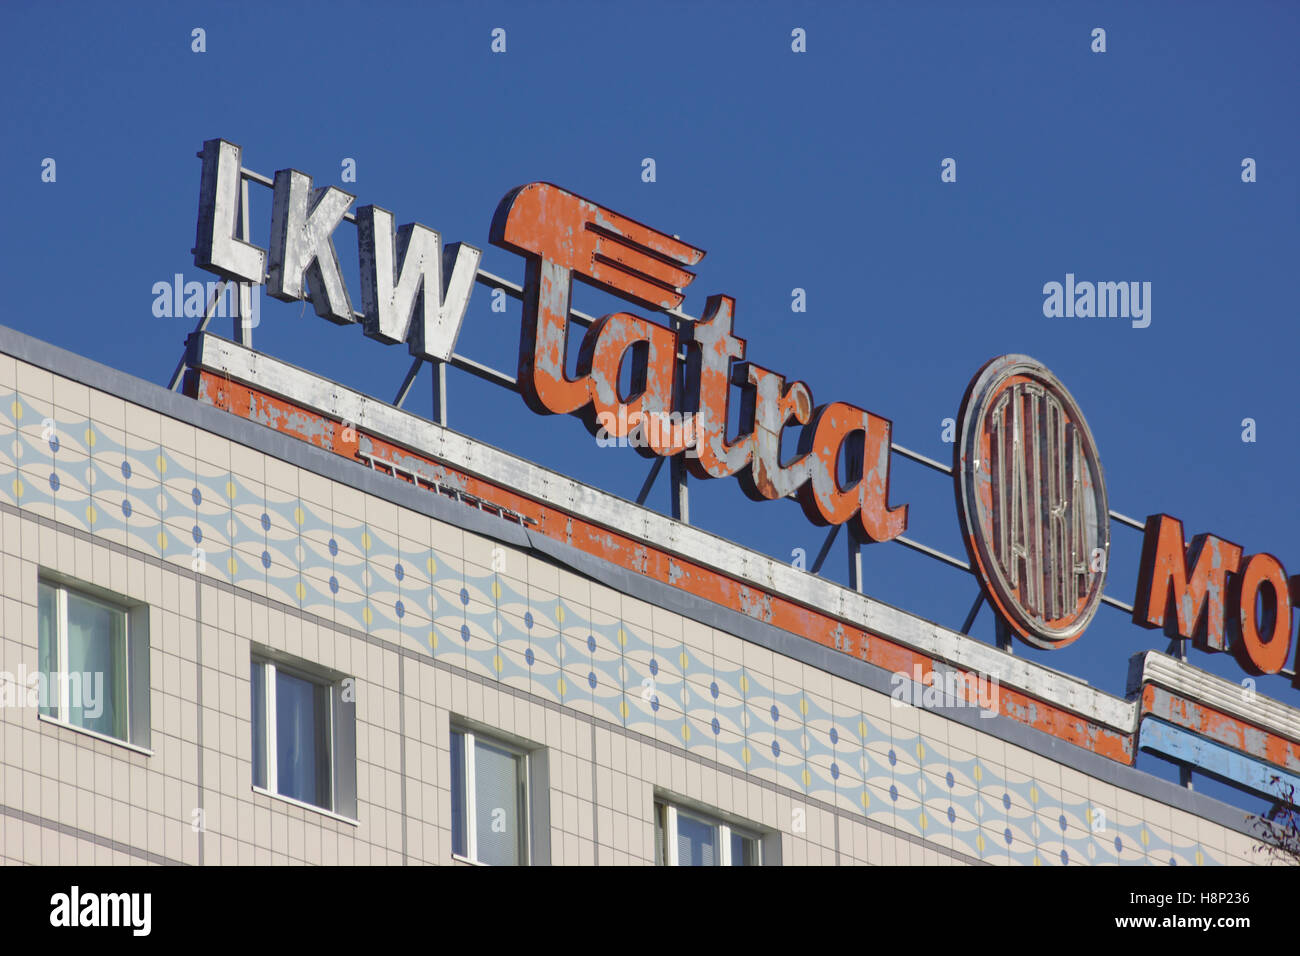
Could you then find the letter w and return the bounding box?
[357,205,482,362]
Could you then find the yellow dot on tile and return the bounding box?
[227,556,238,575]
[976,833,985,853]
[156,531,168,551]
[1140,828,1149,847]
[557,677,566,697]
[860,791,870,809]
[295,581,306,601]
[294,506,304,526]
[739,675,749,694]
[156,454,167,474]
[1195,849,1203,866]
[226,480,236,501]
[1030,785,1039,805]
[491,580,502,600]
[799,698,808,716]
[493,654,503,674]
[11,401,21,420]
[362,605,373,627]
[974,764,983,783]
[681,722,690,743]
[741,746,751,765]
[85,504,97,525]
[919,812,928,831]
[859,719,868,738]
[679,650,688,670]
[361,531,371,552]
[617,627,627,647]
[84,428,96,448]
[12,478,23,498]
[801,768,811,788]
[619,699,629,719]
[429,629,438,650]
[1033,854,1042,866]
[556,605,565,625]
[427,556,437,576]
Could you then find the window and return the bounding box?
[654,798,764,866]
[450,727,538,866]
[250,652,356,818]
[37,576,149,748]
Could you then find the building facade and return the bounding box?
[0,320,1287,866]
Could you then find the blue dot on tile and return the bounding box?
[649,658,658,677]
[460,624,470,643]
[1061,850,1069,865]
[889,785,898,802]
[121,499,131,518]
[394,563,404,581]
[524,648,534,667]
[48,436,60,453]
[48,473,59,491]
[830,762,839,780]
[260,513,271,531]
[586,634,596,653]
[711,717,720,736]
[650,695,659,713]
[328,576,338,594]
[1058,814,1067,832]
[261,551,271,569]
[770,705,780,723]
[587,671,596,689]
[709,681,718,700]
[1002,792,1011,811]
[328,538,338,557]
[829,727,838,745]
[1114,837,1123,854]
[192,526,202,544]
[771,740,780,758]
[946,771,954,789]
[459,588,469,606]
[1003,828,1012,845]
[524,612,533,629]
[947,806,956,824]
[888,749,896,767]
[395,600,405,619]
[191,487,202,506]
[120,461,131,479]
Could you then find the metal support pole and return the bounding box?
[847,529,863,594]
[810,524,840,575]
[961,592,985,634]
[636,457,665,505]
[995,617,1014,654]
[431,359,447,427]
[670,453,688,523]
[393,356,423,409]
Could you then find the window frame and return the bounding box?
[450,726,533,866]
[655,797,764,866]
[250,653,346,817]
[37,574,146,749]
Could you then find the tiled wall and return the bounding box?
[0,354,1268,864]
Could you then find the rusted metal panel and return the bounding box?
[1132,514,1243,652]
[187,333,1140,742]
[954,355,1110,650]
[1228,552,1293,675]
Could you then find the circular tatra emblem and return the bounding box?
[954,355,1109,649]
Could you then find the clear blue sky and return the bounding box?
[3,0,1297,810]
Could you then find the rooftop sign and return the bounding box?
[189,138,1297,689]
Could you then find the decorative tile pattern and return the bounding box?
[0,391,1221,865]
